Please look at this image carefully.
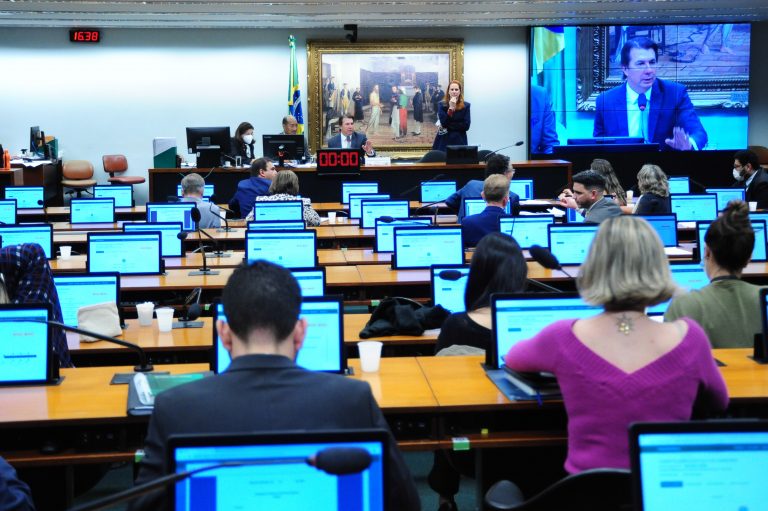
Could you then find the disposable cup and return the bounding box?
[327,211,337,224]
[358,341,383,373]
[136,302,155,326]
[749,201,758,212]
[155,307,175,332]
[626,190,634,203]
[59,245,72,259]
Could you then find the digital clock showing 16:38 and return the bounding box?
[69,29,101,43]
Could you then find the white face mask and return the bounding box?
[733,168,744,181]
[243,134,254,144]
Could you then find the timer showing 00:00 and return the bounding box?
[69,29,101,43]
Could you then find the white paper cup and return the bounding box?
[59,245,72,259]
[223,161,231,167]
[327,211,337,223]
[626,190,634,203]
[155,307,174,332]
[749,201,758,212]
[136,302,154,326]
[358,341,383,373]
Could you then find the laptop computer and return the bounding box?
[547,223,600,265]
[3,186,44,209]
[146,202,197,231]
[0,224,54,259]
[0,303,60,386]
[696,219,767,262]
[291,267,326,297]
[430,265,470,313]
[630,420,768,511]
[349,193,390,220]
[342,182,379,204]
[509,179,534,200]
[420,181,456,203]
[392,226,464,269]
[124,222,184,258]
[0,199,17,225]
[646,262,710,316]
[499,215,554,249]
[667,176,691,194]
[706,188,746,211]
[247,220,305,231]
[639,214,678,248]
[374,217,432,253]
[94,185,134,208]
[360,199,410,229]
[446,145,478,164]
[245,229,317,268]
[670,194,718,224]
[87,231,163,275]
[463,198,510,217]
[167,430,388,511]
[70,198,116,224]
[53,272,120,328]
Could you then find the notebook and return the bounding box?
[670,194,718,223]
[630,420,768,511]
[547,223,600,265]
[463,198,510,217]
[124,221,184,258]
[667,176,690,194]
[70,198,115,224]
[251,200,304,222]
[176,183,214,199]
[0,304,59,386]
[360,199,409,229]
[430,265,470,314]
[245,229,317,268]
[705,188,746,211]
[696,219,767,262]
[53,273,120,327]
[646,262,710,316]
[499,215,554,249]
[374,217,432,253]
[392,226,464,269]
[3,186,44,209]
[639,214,678,247]
[291,267,326,297]
[0,199,17,225]
[342,182,379,204]
[87,231,163,275]
[94,185,134,208]
[348,193,390,219]
[420,181,456,203]
[509,179,534,200]
[247,220,305,231]
[167,430,387,511]
[0,224,54,259]
[146,202,196,231]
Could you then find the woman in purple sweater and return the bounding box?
[505,216,729,473]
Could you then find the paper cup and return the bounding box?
[327,211,337,224]
[626,190,634,203]
[358,341,383,373]
[136,302,155,326]
[749,201,758,212]
[59,245,72,259]
[155,307,175,332]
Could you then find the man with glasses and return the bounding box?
[733,149,768,209]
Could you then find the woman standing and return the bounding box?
[432,79,471,151]
[367,85,382,135]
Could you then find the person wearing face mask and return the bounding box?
[230,121,257,165]
[732,149,768,210]
[432,79,470,152]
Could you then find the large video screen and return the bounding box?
[529,24,750,155]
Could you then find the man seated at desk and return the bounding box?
[559,170,623,223]
[461,174,513,247]
[228,157,277,218]
[179,173,221,229]
[130,261,420,511]
[327,114,376,157]
[445,154,520,221]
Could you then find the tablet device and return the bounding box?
[245,229,317,268]
[638,214,678,247]
[509,179,534,200]
[499,215,554,249]
[342,182,379,204]
[667,176,690,194]
[291,267,326,297]
[0,303,59,386]
[547,223,600,265]
[374,217,432,253]
[670,194,718,223]
[348,193,390,220]
[464,198,510,217]
[146,202,196,231]
[705,188,746,211]
[87,231,163,275]
[420,181,456,203]
[645,261,710,316]
[247,220,305,231]
[94,185,134,208]
[697,219,766,262]
[3,186,44,209]
[360,199,409,229]
[431,265,470,313]
[53,272,120,327]
[0,199,17,225]
[251,200,304,222]
[0,224,53,259]
[124,221,184,258]
[392,226,463,269]
[70,198,115,224]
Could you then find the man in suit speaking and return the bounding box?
[327,114,376,157]
[593,37,707,151]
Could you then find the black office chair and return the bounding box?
[484,468,631,511]
[478,149,494,162]
[419,149,447,163]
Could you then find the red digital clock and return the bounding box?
[316,148,362,176]
[69,29,101,43]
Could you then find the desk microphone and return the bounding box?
[529,244,575,279]
[414,199,445,224]
[397,173,447,199]
[174,287,203,329]
[481,141,524,161]
[180,209,220,276]
[208,195,234,234]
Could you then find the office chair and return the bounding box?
[478,149,494,162]
[748,145,768,169]
[419,149,447,163]
[484,468,631,511]
[62,160,97,198]
[103,154,145,186]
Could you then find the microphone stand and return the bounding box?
[481,141,525,161]
[186,208,220,276]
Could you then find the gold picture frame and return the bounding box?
[307,39,464,157]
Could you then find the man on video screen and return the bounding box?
[593,37,708,151]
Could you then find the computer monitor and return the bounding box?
[342,182,379,204]
[124,222,184,258]
[463,198,510,217]
[247,220,306,231]
[705,188,746,211]
[94,185,134,208]
[146,202,196,231]
[291,267,326,297]
[348,194,390,220]
[446,145,478,164]
[245,230,317,268]
[420,181,457,203]
[374,217,432,253]
[176,184,214,199]
[670,194,718,223]
[262,134,306,161]
[0,304,57,386]
[639,214,678,247]
[0,224,53,259]
[360,199,410,229]
[0,199,17,225]
[87,232,163,275]
[646,262,709,316]
[509,179,534,200]
[392,226,464,269]
[167,430,387,511]
[547,223,600,265]
[185,126,231,168]
[3,186,44,209]
[53,273,120,328]
[490,293,600,369]
[431,265,470,314]
[667,176,691,194]
[69,198,115,224]
[251,201,304,222]
[29,126,42,155]
[499,215,554,249]
[697,219,767,262]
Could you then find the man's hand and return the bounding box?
[664,126,693,151]
[362,140,374,156]
[559,195,578,210]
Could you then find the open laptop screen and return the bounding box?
[639,214,678,247]
[0,200,17,225]
[124,222,184,258]
[375,217,432,253]
[393,227,463,269]
[431,265,470,314]
[646,262,710,315]
[291,268,326,297]
[547,224,599,265]
[670,194,718,223]
[247,220,305,231]
[464,198,510,217]
[360,200,410,229]
[667,176,690,194]
[87,232,162,275]
[696,220,766,262]
[251,200,304,222]
[705,188,746,211]
[342,182,379,203]
[0,304,52,385]
[499,215,554,249]
[509,179,534,200]
[53,273,120,327]
[349,194,390,219]
[4,186,43,209]
[70,198,115,224]
[146,202,196,231]
[245,230,317,268]
[0,224,53,259]
[94,185,134,208]
[420,181,456,203]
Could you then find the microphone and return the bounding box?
[529,244,574,278]
[526,278,564,293]
[173,287,203,329]
[220,153,240,168]
[638,93,647,112]
[398,173,447,199]
[68,447,372,511]
[481,141,525,161]
[185,208,220,276]
[208,195,234,235]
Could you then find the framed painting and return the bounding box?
[307,39,464,157]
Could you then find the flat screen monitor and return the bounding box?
[291,267,326,297]
[94,185,134,208]
[446,145,478,164]
[69,198,115,224]
[463,198,510,217]
[668,176,691,194]
[4,186,43,209]
[146,202,196,231]
[251,200,304,222]
[0,224,53,259]
[0,199,17,225]
[168,430,387,511]
[490,293,600,369]
[420,181,457,203]
[0,304,55,386]
[29,126,42,155]
[360,199,410,229]
[670,194,718,223]
[431,265,470,314]
[176,184,214,199]
[510,179,534,200]
[697,219,767,262]
[566,207,583,223]
[750,211,768,228]
[87,232,162,275]
[348,193,390,220]
[499,215,554,249]
[375,217,432,253]
[186,126,230,157]
[705,188,746,211]
[639,214,678,247]
[393,226,463,269]
[124,221,184,258]
[53,273,120,328]
[245,230,317,268]
[247,220,305,231]
[646,262,709,315]
[547,223,600,265]
[342,182,379,204]
[262,134,306,161]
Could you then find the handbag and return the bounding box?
[76,301,122,342]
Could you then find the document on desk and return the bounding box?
[664,246,693,257]
[127,372,210,416]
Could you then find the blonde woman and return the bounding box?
[634,164,671,215]
[248,170,320,226]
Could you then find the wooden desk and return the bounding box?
[344,314,439,347]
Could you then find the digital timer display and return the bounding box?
[69,29,101,43]
[316,148,362,176]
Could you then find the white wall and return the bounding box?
[0,26,527,204]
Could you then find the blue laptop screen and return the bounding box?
[0,225,52,258]
[342,182,379,203]
[53,274,119,327]
[697,220,767,262]
[431,266,470,313]
[499,215,554,249]
[94,185,133,208]
[124,222,183,257]
[146,203,196,231]
[361,200,410,229]
[393,227,463,269]
[70,198,115,224]
[349,194,390,219]
[421,181,457,203]
[667,177,690,194]
[292,269,325,297]
[640,215,678,247]
[246,230,317,268]
[464,199,510,217]
[4,187,43,209]
[88,233,162,274]
[0,307,49,383]
[510,179,534,200]
[548,224,599,265]
[706,188,746,211]
[177,184,214,198]
[671,194,718,223]
[646,263,709,315]
[0,200,17,225]
[247,220,305,231]
[375,218,432,252]
[252,201,304,222]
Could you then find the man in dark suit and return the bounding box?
[461,174,515,247]
[733,149,768,209]
[530,84,559,154]
[327,114,376,156]
[559,170,622,223]
[130,261,419,511]
[593,37,707,151]
[445,154,521,221]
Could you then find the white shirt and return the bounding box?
[341,134,353,149]
[625,84,651,142]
